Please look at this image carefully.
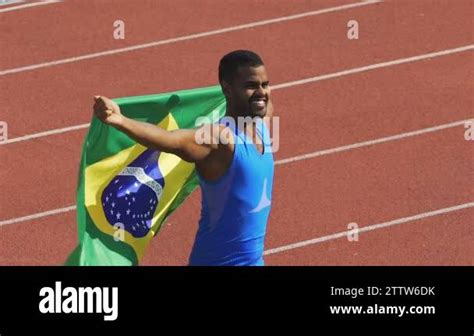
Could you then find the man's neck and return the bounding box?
[224,110,264,147]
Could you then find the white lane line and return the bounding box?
[0,205,76,227]
[0,118,470,227]
[0,0,381,76]
[1,123,90,145]
[264,201,474,256]
[274,119,471,166]
[0,0,59,13]
[1,44,472,146]
[272,45,474,90]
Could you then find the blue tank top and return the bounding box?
[189,118,274,266]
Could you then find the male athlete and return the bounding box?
[93,50,274,266]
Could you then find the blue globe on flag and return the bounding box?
[101,149,165,238]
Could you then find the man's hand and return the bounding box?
[93,95,123,127]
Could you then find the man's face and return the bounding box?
[224,65,270,118]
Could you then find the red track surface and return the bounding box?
[0,0,472,265]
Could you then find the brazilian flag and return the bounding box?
[66,86,226,265]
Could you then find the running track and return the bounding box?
[0,0,472,265]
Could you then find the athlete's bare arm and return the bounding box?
[93,95,233,180]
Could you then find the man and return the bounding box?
[93,50,274,265]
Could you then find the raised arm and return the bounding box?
[93,95,232,164]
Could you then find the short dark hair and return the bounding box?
[218,50,264,84]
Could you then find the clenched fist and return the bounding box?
[93,95,123,127]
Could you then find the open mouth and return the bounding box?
[250,98,267,108]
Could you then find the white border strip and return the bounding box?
[0,118,470,228]
[264,202,474,256]
[1,44,472,146]
[0,0,381,76]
